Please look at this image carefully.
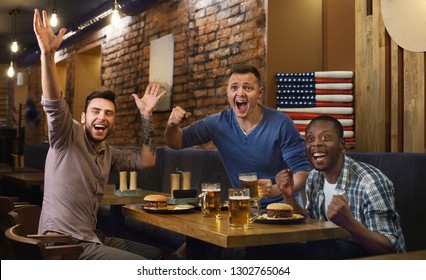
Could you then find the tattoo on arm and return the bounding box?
[141,116,156,153]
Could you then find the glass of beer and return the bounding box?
[239,172,258,198]
[228,188,260,228]
[200,183,221,218]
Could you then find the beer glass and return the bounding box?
[228,188,260,228]
[239,172,258,198]
[200,183,221,218]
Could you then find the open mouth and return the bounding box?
[94,124,107,132]
[236,100,248,111]
[312,152,326,161]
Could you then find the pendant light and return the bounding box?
[9,9,19,53]
[111,0,121,25]
[7,60,15,78]
[50,0,58,27]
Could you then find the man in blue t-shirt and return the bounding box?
[165,64,310,208]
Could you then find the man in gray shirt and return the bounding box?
[34,9,164,259]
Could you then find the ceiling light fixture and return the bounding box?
[111,0,121,25]
[9,9,20,53]
[50,0,58,27]
[7,60,15,78]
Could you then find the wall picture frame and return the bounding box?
[149,33,174,112]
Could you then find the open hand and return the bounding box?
[132,84,166,118]
[33,9,66,55]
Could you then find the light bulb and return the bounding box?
[11,41,18,53]
[50,11,58,27]
[7,62,15,78]
[111,9,120,25]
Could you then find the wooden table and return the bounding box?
[0,167,43,174]
[99,185,166,235]
[1,171,45,204]
[0,166,12,173]
[122,205,351,259]
[100,185,163,205]
[1,172,44,187]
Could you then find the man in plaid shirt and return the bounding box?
[275,115,405,259]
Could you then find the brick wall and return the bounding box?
[25,0,266,148]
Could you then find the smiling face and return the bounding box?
[227,72,263,119]
[304,119,345,182]
[81,98,116,143]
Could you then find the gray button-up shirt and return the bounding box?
[39,97,143,243]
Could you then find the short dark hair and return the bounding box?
[306,115,344,139]
[84,89,117,113]
[227,64,261,85]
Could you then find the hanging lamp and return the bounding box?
[50,0,58,27]
[10,9,20,53]
[111,0,121,25]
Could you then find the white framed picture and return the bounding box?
[149,33,174,112]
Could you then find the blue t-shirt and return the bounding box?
[181,106,311,207]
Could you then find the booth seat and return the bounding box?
[107,146,233,200]
[345,152,426,252]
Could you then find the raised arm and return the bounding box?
[292,170,309,193]
[164,106,191,149]
[132,84,165,168]
[258,170,309,200]
[275,169,308,216]
[33,9,66,100]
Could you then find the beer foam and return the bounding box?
[229,196,250,200]
[202,188,221,192]
[240,175,257,181]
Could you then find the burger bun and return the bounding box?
[266,203,293,211]
[266,203,294,219]
[144,194,167,202]
[143,194,168,209]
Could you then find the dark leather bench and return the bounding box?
[107,146,232,200]
[346,152,426,252]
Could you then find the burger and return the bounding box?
[266,203,294,219]
[143,194,168,209]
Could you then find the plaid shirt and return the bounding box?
[306,155,406,253]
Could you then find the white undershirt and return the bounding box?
[323,179,338,220]
[238,106,264,136]
[240,126,252,136]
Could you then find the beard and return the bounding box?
[85,123,113,143]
